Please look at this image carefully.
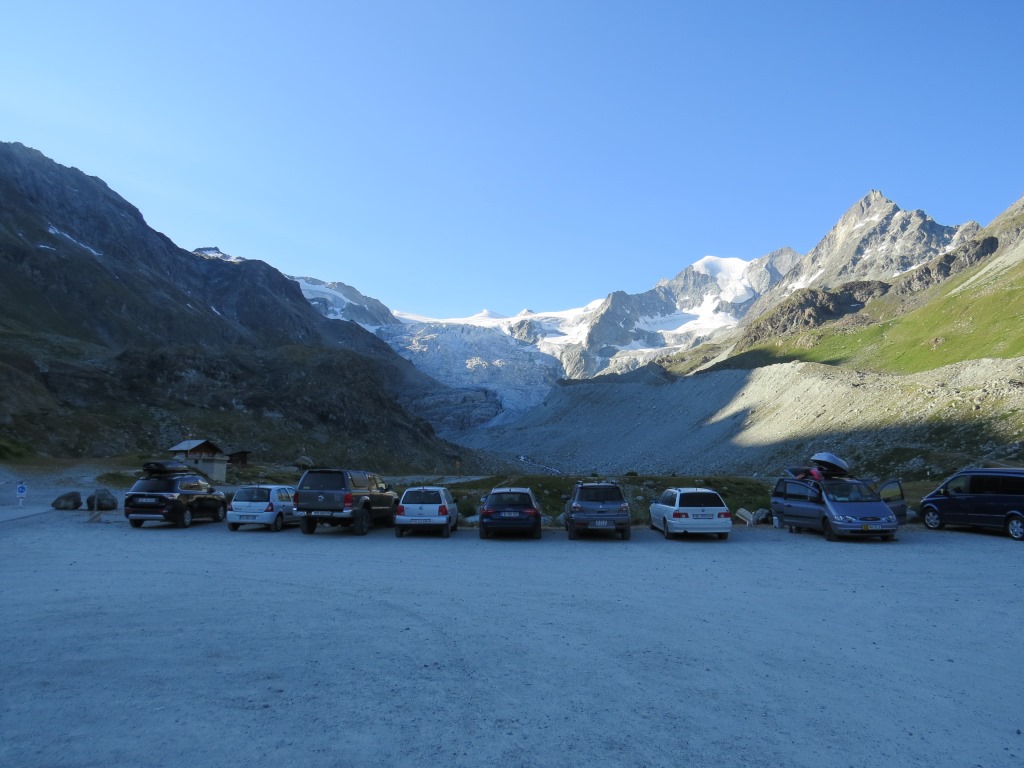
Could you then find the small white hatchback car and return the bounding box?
[649,487,732,540]
[395,486,459,538]
[227,485,298,532]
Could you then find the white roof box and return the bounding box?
[810,452,850,476]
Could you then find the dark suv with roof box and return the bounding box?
[124,460,226,528]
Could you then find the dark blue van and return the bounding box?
[920,468,1024,541]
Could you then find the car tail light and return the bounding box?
[524,507,538,517]
[343,492,353,508]
[396,505,406,516]
[673,511,689,518]
[481,506,494,518]
[438,505,449,516]
[265,503,274,513]
[718,511,731,518]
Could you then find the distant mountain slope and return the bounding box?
[0,142,479,469]
[295,191,978,424]
[705,193,1024,375]
[452,356,1024,478]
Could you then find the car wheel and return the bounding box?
[213,504,226,523]
[270,513,284,532]
[353,508,371,536]
[1006,516,1024,541]
[394,525,403,538]
[129,519,144,528]
[300,517,317,535]
[479,525,490,539]
[228,522,240,531]
[442,523,451,539]
[880,533,895,542]
[621,526,631,541]
[452,515,459,532]
[717,532,729,540]
[662,516,673,540]
[177,508,192,528]
[532,522,542,539]
[567,523,578,540]
[822,519,836,542]
[922,507,944,530]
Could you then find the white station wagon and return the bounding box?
[649,487,732,540]
[395,486,459,538]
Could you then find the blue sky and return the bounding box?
[4,1,1022,318]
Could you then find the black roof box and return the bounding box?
[142,459,190,475]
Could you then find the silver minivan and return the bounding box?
[770,453,905,542]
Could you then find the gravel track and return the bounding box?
[2,508,1022,768]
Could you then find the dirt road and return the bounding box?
[2,511,1021,767]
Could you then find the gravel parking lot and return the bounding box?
[2,510,1022,768]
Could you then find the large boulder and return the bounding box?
[87,488,118,511]
[52,491,82,510]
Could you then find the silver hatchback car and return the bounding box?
[227,485,298,532]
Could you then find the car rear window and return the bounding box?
[577,485,624,503]
[300,471,347,491]
[130,477,177,492]
[235,488,271,502]
[488,492,533,507]
[403,489,442,505]
[678,492,725,507]
[1002,475,1024,494]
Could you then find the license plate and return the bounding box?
[500,511,519,518]
[240,515,256,521]
[862,524,881,530]
[694,513,713,519]
[135,497,157,504]
[593,520,609,527]
[408,518,430,524]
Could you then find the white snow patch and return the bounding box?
[691,256,754,303]
[47,225,102,257]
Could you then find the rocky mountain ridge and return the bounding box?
[293,190,980,425]
[0,142,481,469]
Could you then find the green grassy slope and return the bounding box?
[746,257,1024,374]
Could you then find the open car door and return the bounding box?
[876,479,907,523]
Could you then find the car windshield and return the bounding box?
[234,488,270,502]
[822,481,880,503]
[403,490,442,505]
[130,477,177,492]
[488,492,533,507]
[577,486,624,503]
[300,472,345,490]
[678,492,724,507]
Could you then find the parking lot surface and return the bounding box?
[2,512,1022,767]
